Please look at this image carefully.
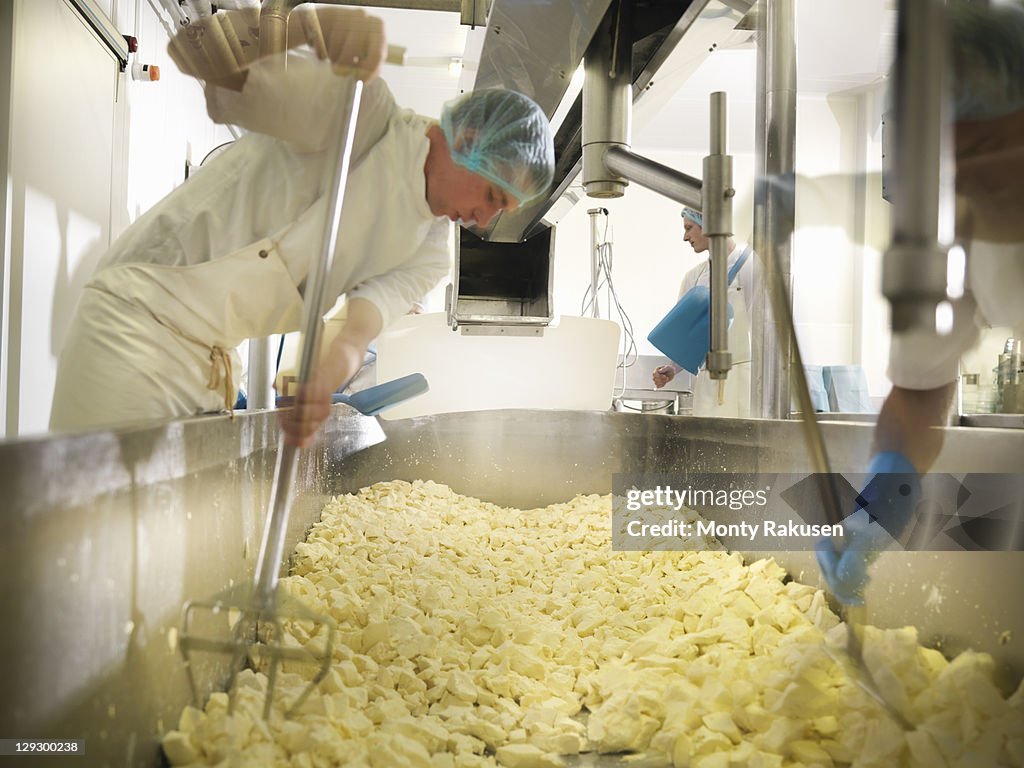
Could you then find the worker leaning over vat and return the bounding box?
[48,4,555,447]
[818,0,1024,605]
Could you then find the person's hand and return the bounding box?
[652,365,677,389]
[287,5,386,82]
[815,451,921,605]
[168,5,385,90]
[278,376,333,449]
[168,8,260,90]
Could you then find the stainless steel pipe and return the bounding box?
[587,208,605,318]
[883,0,953,334]
[704,92,734,381]
[582,3,632,198]
[258,0,291,60]
[246,336,276,410]
[602,147,702,208]
[252,79,364,606]
[751,0,797,419]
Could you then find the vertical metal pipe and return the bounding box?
[582,2,632,199]
[259,0,291,60]
[704,92,734,381]
[883,0,951,333]
[587,208,604,318]
[709,91,727,156]
[253,80,364,608]
[246,336,275,410]
[241,0,294,405]
[751,0,797,419]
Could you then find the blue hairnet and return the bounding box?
[440,89,555,204]
[950,1,1024,120]
[681,207,703,226]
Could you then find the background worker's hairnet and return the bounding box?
[681,207,703,227]
[440,89,555,204]
[950,0,1024,120]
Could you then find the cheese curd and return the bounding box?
[164,481,1024,767]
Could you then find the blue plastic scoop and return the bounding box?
[331,373,428,416]
[647,248,750,374]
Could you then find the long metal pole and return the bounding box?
[582,2,633,199]
[883,0,951,333]
[246,337,275,410]
[751,0,796,419]
[748,0,892,709]
[704,92,734,382]
[587,208,604,318]
[258,0,290,60]
[252,80,364,609]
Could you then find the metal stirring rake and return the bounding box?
[179,76,364,720]
[755,193,912,730]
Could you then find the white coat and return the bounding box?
[50,51,450,430]
[677,244,753,417]
[888,239,1024,390]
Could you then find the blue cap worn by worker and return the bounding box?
[951,0,1024,120]
[440,89,555,205]
[681,207,703,227]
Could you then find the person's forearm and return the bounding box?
[873,384,955,473]
[318,335,367,392]
[318,297,383,390]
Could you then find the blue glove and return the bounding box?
[815,451,921,605]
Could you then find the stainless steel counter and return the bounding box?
[1,409,1022,766]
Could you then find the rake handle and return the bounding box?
[252,78,364,609]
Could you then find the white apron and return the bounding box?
[49,239,303,431]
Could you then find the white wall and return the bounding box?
[792,96,862,370]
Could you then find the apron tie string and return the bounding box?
[91,284,238,419]
[207,345,235,414]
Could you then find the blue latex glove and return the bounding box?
[815,451,921,605]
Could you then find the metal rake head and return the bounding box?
[178,587,335,720]
[824,609,913,731]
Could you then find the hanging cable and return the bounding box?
[580,210,637,397]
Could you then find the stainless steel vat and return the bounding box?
[1,409,1021,766]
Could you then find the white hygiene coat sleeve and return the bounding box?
[205,50,392,154]
[347,220,451,328]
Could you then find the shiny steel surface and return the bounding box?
[582,4,632,199]
[245,336,275,411]
[253,79,362,608]
[603,147,703,209]
[1,409,1022,765]
[751,0,796,419]
[0,410,383,767]
[258,0,289,60]
[883,0,952,334]
[704,92,733,380]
